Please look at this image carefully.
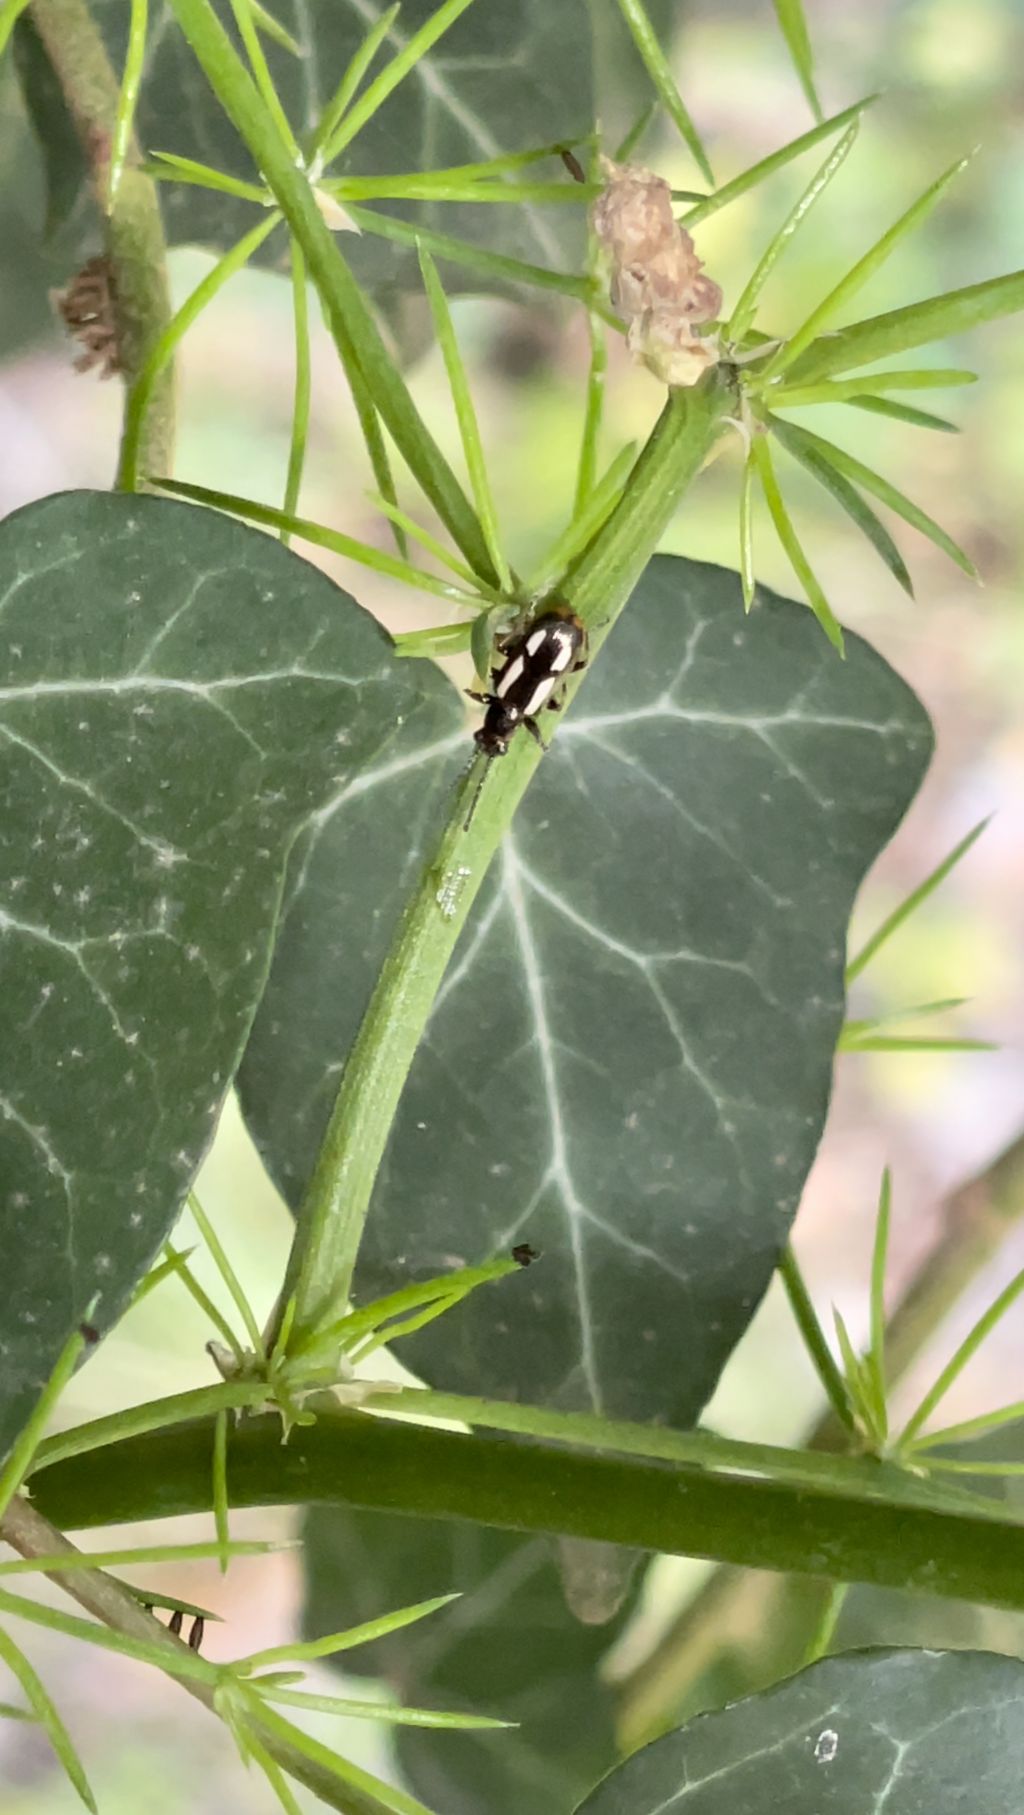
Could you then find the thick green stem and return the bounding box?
[274,376,733,1345]
[29,0,174,480]
[30,1408,1024,1615]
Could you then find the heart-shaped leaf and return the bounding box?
[574,1649,1024,1812]
[303,1506,639,1815]
[0,488,432,1461]
[16,1,677,305]
[239,555,933,1425]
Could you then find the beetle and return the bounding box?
[463,603,588,828]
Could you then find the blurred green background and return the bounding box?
[1,0,1023,1806]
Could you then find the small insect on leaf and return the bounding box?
[464,605,589,829]
[560,146,587,184]
[511,1244,540,1266]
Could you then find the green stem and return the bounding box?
[272,375,733,1348]
[31,1408,1024,1614]
[356,1388,951,1507]
[30,0,174,481]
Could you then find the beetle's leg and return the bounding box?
[524,717,549,750]
[466,689,491,705]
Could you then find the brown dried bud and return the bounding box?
[627,307,721,388]
[51,255,122,380]
[591,156,721,388]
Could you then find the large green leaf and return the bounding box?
[303,1505,639,1815]
[239,556,933,1425]
[0,488,433,1462]
[575,1649,1024,1812]
[25,0,671,295]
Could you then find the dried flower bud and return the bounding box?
[627,307,721,388]
[51,255,122,380]
[592,156,721,388]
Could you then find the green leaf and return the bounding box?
[147,148,269,203]
[738,450,755,608]
[0,0,32,60]
[152,478,488,608]
[763,154,973,380]
[680,96,875,229]
[242,1594,460,1671]
[418,246,511,594]
[574,1650,1024,1812]
[0,489,436,1463]
[770,416,914,596]
[783,267,1024,385]
[253,1686,512,1730]
[778,1246,856,1435]
[316,0,482,168]
[868,1168,891,1430]
[751,434,845,650]
[846,817,990,983]
[770,0,821,121]
[213,1407,230,1571]
[247,0,302,59]
[342,200,605,314]
[119,211,284,492]
[306,3,400,170]
[0,1624,96,1809]
[107,0,148,209]
[303,1507,640,1815]
[766,415,978,580]
[901,1261,1024,1450]
[847,394,960,433]
[769,368,977,407]
[727,120,860,344]
[238,554,932,1427]
[613,0,714,185]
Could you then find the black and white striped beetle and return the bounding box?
[464,603,588,826]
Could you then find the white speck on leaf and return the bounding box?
[814,1728,839,1765]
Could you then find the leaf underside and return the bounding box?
[0,489,431,1461]
[303,1505,638,1815]
[239,554,933,1428]
[575,1648,1024,1812]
